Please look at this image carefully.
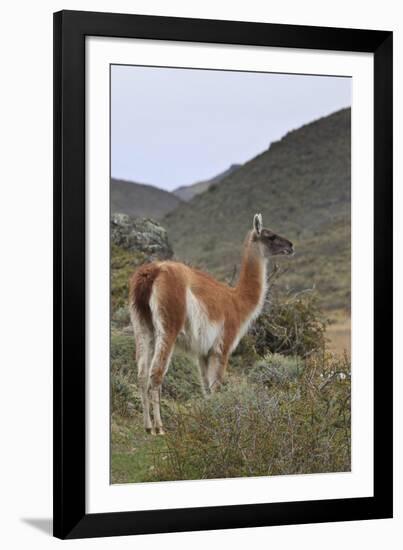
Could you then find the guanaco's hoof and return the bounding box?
[155,427,165,436]
[145,427,154,435]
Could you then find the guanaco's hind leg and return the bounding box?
[149,334,176,435]
[147,269,186,434]
[131,313,154,433]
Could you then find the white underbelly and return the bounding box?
[177,289,223,356]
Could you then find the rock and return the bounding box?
[111,213,173,260]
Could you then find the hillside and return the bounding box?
[111,178,182,219]
[173,164,241,201]
[164,108,351,312]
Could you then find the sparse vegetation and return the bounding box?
[111,243,146,314]
[152,352,350,481]
[253,291,327,358]
[110,274,350,483]
[111,329,350,482]
[110,108,351,484]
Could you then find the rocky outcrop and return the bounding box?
[111,213,173,260]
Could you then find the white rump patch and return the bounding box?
[149,285,165,340]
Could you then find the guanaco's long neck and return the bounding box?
[235,233,267,317]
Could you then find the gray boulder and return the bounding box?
[111,213,173,260]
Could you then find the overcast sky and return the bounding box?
[111,65,351,191]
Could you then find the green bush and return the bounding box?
[248,354,302,386]
[250,290,327,357]
[111,331,136,380]
[111,244,147,314]
[111,331,138,417]
[163,352,203,401]
[110,254,351,483]
[148,352,351,481]
[112,306,131,327]
[231,334,260,370]
[111,375,141,417]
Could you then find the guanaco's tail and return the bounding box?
[129,263,161,329]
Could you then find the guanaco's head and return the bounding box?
[252,213,294,257]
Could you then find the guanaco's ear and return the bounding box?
[253,213,263,235]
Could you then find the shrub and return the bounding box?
[111,331,136,380]
[111,375,141,417]
[248,354,302,386]
[250,289,327,357]
[111,244,147,314]
[148,352,351,481]
[112,305,131,327]
[111,331,137,417]
[110,261,350,483]
[163,352,203,401]
[231,334,260,370]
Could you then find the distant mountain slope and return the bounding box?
[111,179,182,219]
[173,164,241,202]
[164,109,351,311]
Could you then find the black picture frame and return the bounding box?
[53,9,393,540]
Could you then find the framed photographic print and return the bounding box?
[53,10,393,539]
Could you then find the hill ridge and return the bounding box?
[164,107,351,311]
[111,178,182,219]
[173,163,242,202]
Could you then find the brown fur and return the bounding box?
[129,216,293,433]
[129,263,161,329]
[129,235,266,361]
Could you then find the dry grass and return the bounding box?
[147,352,351,481]
[110,332,351,483]
[110,248,351,484]
[326,311,351,355]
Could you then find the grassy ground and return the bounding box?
[110,238,351,484]
[111,329,351,484]
[111,415,168,483]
